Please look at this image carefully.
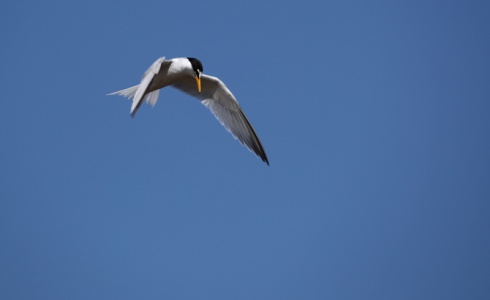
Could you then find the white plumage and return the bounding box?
[108,57,269,165]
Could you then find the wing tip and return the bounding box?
[254,150,271,167]
[259,152,270,166]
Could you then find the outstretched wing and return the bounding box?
[172,74,269,165]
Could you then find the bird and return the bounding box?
[108,57,269,165]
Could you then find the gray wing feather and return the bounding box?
[130,57,166,117]
[172,74,269,165]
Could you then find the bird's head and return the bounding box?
[187,57,203,94]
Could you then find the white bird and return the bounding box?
[108,57,269,165]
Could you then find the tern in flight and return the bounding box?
[108,57,269,165]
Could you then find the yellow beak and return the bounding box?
[195,75,202,94]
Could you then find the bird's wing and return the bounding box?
[131,57,170,117]
[172,74,269,165]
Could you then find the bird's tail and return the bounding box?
[107,85,140,100]
[108,85,160,117]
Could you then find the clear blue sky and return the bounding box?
[1,1,489,299]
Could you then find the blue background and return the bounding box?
[1,1,489,299]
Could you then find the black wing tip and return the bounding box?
[236,109,269,166]
[251,144,269,166]
[260,153,270,166]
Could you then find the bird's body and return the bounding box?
[108,57,269,165]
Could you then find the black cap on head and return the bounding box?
[187,57,203,75]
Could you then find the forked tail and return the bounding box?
[108,85,160,117]
[107,85,139,99]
